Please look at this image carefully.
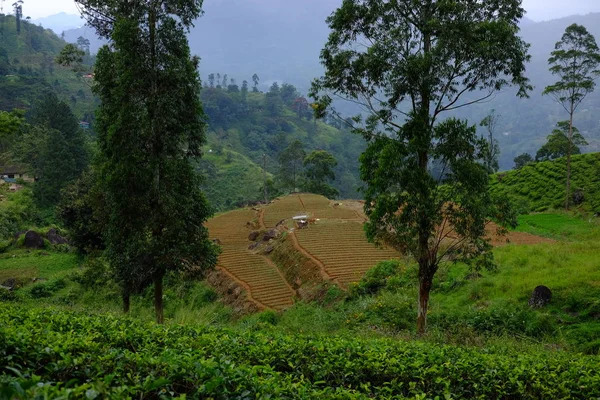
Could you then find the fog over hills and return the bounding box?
[58,6,600,170]
[32,12,84,34]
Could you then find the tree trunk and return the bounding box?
[122,291,130,314]
[154,273,164,324]
[417,271,433,336]
[565,107,574,210]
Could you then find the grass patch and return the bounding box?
[0,250,79,281]
[515,213,600,240]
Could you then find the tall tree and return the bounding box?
[479,110,500,174]
[21,93,89,207]
[77,0,219,323]
[536,121,587,162]
[252,73,259,92]
[303,150,338,199]
[278,140,305,193]
[241,80,248,101]
[208,73,215,88]
[513,153,533,170]
[265,82,283,116]
[76,36,91,54]
[312,0,529,334]
[12,0,22,34]
[543,24,600,210]
[0,109,24,156]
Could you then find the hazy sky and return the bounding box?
[20,0,600,22]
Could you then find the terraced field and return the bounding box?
[295,221,399,286]
[208,194,550,305]
[262,195,306,227]
[260,194,399,287]
[206,209,295,310]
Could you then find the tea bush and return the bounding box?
[1,304,599,399]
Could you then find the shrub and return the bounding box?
[70,257,111,288]
[257,310,279,325]
[351,260,403,296]
[28,279,67,299]
[0,287,16,301]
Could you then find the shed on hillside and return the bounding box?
[0,165,34,183]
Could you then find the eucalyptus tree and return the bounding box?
[311,0,530,334]
[543,24,600,209]
[75,0,219,323]
[479,110,501,174]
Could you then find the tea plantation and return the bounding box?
[1,304,599,399]
[490,153,600,212]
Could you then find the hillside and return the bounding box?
[0,15,95,120]
[63,9,600,169]
[490,152,600,213]
[205,193,556,312]
[199,87,365,207]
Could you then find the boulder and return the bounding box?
[264,245,274,254]
[248,242,260,250]
[529,285,552,308]
[1,278,16,290]
[46,228,68,245]
[23,231,44,249]
[212,238,222,245]
[248,231,260,241]
[262,229,279,241]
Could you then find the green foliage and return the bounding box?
[0,15,95,117]
[514,153,534,170]
[199,147,268,210]
[278,139,305,192]
[0,109,25,156]
[0,188,40,240]
[91,0,219,321]
[56,168,105,254]
[69,257,111,289]
[14,93,90,208]
[0,288,16,302]
[543,24,600,112]
[303,150,339,199]
[28,279,66,299]
[536,121,588,161]
[199,80,365,203]
[350,260,403,297]
[311,0,529,333]
[516,213,600,240]
[491,153,600,212]
[1,304,600,398]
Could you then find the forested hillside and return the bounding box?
[0,15,95,120]
[62,8,600,170]
[199,81,366,210]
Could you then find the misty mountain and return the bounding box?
[59,7,600,170]
[32,12,84,35]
